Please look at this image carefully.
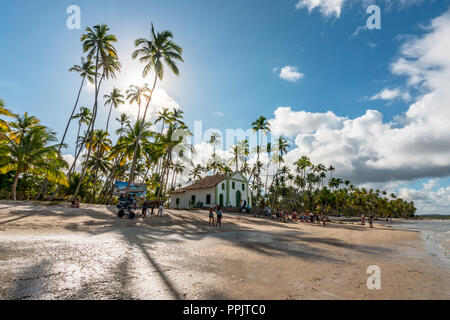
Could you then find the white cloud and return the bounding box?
[350,25,368,39]
[369,88,411,102]
[269,107,345,137]
[298,0,423,19]
[368,41,377,49]
[296,0,346,18]
[62,153,83,173]
[276,66,304,82]
[398,179,450,215]
[213,111,224,117]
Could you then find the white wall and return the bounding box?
[227,180,248,207]
[170,187,216,209]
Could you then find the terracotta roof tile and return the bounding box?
[172,174,227,194]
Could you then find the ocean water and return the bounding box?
[387,220,450,270]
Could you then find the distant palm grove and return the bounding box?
[0,23,416,218]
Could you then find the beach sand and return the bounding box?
[0,200,448,300]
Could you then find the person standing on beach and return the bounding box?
[216,205,223,227]
[361,214,366,225]
[369,215,374,228]
[209,206,215,226]
[149,200,155,216]
[158,202,165,216]
[142,199,150,217]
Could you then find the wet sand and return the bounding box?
[0,200,448,300]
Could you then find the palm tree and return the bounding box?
[126,84,150,122]
[115,113,130,139]
[252,116,271,165]
[104,87,125,133]
[229,145,241,172]
[0,113,68,200]
[170,160,184,188]
[190,164,204,182]
[71,106,92,159]
[209,131,221,162]
[128,23,183,185]
[0,98,12,132]
[238,139,250,169]
[271,137,290,208]
[61,57,96,152]
[264,142,272,195]
[72,24,118,201]
[110,120,153,168]
[328,165,335,180]
[85,129,112,199]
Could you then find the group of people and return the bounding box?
[118,193,165,218]
[239,200,251,214]
[209,205,224,227]
[361,214,375,228]
[263,207,329,226]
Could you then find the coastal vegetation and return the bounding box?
[0,23,416,218]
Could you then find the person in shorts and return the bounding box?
[216,205,223,227]
[209,206,215,226]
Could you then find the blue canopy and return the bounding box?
[114,181,147,197]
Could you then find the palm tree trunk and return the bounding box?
[12,171,20,201]
[128,73,158,186]
[171,169,176,188]
[106,105,113,133]
[60,77,85,152]
[155,154,168,200]
[75,122,82,158]
[137,104,141,122]
[264,159,270,197]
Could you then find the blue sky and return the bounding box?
[2,0,450,214]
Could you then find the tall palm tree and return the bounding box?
[264,142,272,195]
[209,131,221,163]
[128,23,183,185]
[110,120,153,168]
[155,107,172,135]
[104,87,125,133]
[328,165,336,180]
[238,139,250,167]
[252,116,271,165]
[126,84,150,122]
[85,129,112,198]
[0,113,68,200]
[271,136,290,208]
[172,161,185,188]
[190,164,204,182]
[62,57,96,152]
[229,145,241,172]
[72,24,118,201]
[115,113,130,138]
